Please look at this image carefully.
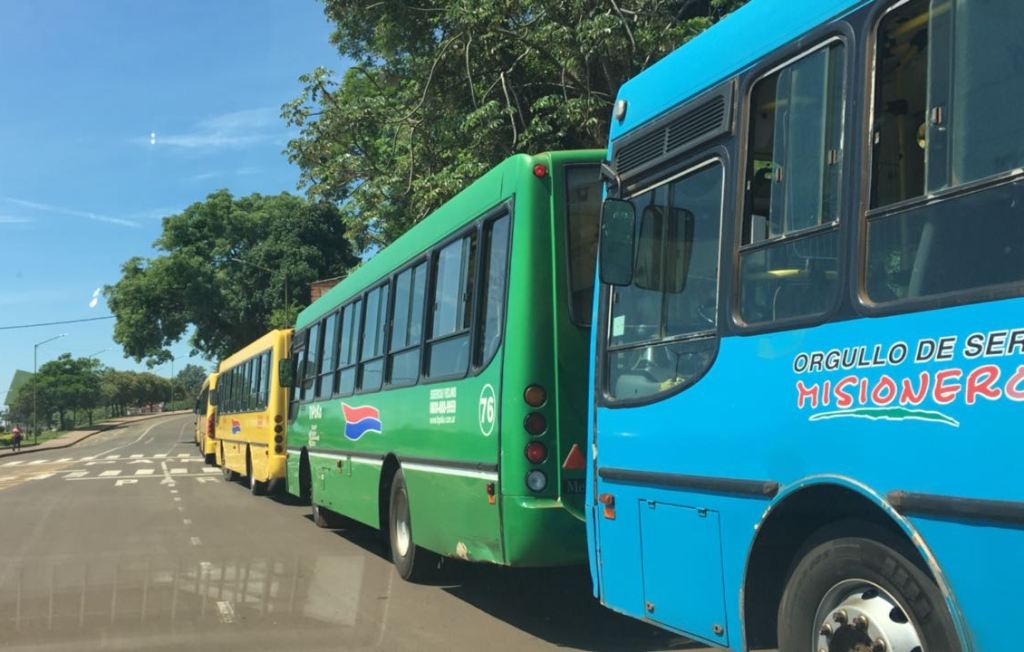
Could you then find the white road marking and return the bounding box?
[27,459,49,465]
[99,470,121,477]
[53,457,73,463]
[80,456,96,461]
[196,477,218,484]
[190,536,201,546]
[28,473,54,480]
[170,489,178,494]
[177,506,184,511]
[85,460,116,466]
[216,600,234,623]
[65,471,88,479]
[128,459,154,464]
[177,453,190,458]
[134,469,155,476]
[170,468,187,474]
[153,454,167,459]
[173,496,181,502]
[130,454,144,459]
[114,479,138,487]
[1,460,25,467]
[0,475,16,482]
[201,467,219,473]
[105,455,120,460]
[183,518,192,525]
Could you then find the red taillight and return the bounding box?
[533,164,548,178]
[523,412,546,436]
[207,413,216,438]
[525,441,547,464]
[598,493,616,520]
[523,385,546,407]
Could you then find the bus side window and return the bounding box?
[426,232,477,378]
[317,312,338,399]
[337,300,361,396]
[738,41,844,326]
[289,330,307,419]
[475,214,510,367]
[388,261,427,386]
[359,284,390,392]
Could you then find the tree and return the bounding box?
[175,364,209,401]
[9,355,102,431]
[105,190,359,366]
[283,0,746,250]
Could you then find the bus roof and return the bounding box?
[295,149,603,330]
[218,329,291,371]
[610,0,868,143]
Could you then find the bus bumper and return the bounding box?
[501,496,587,566]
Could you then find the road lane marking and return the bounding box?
[0,475,16,482]
[196,477,218,484]
[80,456,96,461]
[105,455,120,460]
[53,457,73,463]
[134,469,154,476]
[201,467,219,473]
[216,600,234,623]
[173,496,181,501]
[130,454,144,459]
[28,473,54,480]
[177,453,190,458]
[170,468,187,475]
[190,536,201,546]
[27,459,49,465]
[86,460,116,466]
[170,489,178,494]
[65,471,88,479]
[177,506,184,511]
[153,454,167,459]
[1,461,25,467]
[183,518,192,525]
[114,479,138,487]
[99,470,121,477]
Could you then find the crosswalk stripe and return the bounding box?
[201,467,219,473]
[80,456,96,461]
[53,457,73,463]
[177,453,191,458]
[105,455,120,460]
[28,460,49,465]
[99,470,121,477]
[135,469,155,476]
[1,460,25,467]
[66,471,88,478]
[170,468,187,474]
[153,454,167,458]
[130,454,144,459]
[0,475,16,481]
[28,473,54,480]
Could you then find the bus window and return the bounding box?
[475,214,510,366]
[289,332,306,419]
[317,312,338,399]
[739,41,844,325]
[565,166,601,326]
[359,284,389,392]
[337,299,361,395]
[426,232,477,378]
[259,350,270,409]
[866,0,1024,304]
[388,262,426,385]
[607,162,724,400]
[302,321,320,400]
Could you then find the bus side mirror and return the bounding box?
[599,199,636,286]
[278,359,293,388]
[210,390,219,407]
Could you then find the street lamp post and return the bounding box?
[33,333,67,443]
[230,257,289,324]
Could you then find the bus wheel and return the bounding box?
[778,536,961,651]
[220,444,236,481]
[311,503,335,528]
[247,450,266,496]
[204,450,216,466]
[388,469,439,582]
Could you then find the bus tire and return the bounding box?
[247,449,266,495]
[778,536,961,652]
[311,503,336,528]
[204,452,216,466]
[220,444,236,481]
[388,469,439,582]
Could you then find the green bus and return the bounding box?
[286,150,603,579]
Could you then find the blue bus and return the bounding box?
[589,0,1024,650]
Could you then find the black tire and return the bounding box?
[247,449,266,495]
[388,469,440,582]
[204,452,216,466]
[311,503,336,528]
[778,536,961,651]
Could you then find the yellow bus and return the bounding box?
[193,372,219,464]
[215,329,292,495]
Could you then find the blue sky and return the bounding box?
[0,0,344,403]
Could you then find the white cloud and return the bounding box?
[0,215,33,224]
[141,107,282,151]
[0,197,139,228]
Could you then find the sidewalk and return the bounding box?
[0,410,191,459]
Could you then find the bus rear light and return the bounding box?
[274,434,283,443]
[525,441,547,464]
[533,164,548,178]
[274,414,283,424]
[526,470,547,492]
[523,385,547,407]
[486,482,495,505]
[598,493,616,520]
[524,413,547,436]
[274,424,283,434]
[207,414,216,438]
[274,445,283,454]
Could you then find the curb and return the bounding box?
[0,410,191,459]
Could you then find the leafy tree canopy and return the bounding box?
[175,363,210,400]
[105,190,358,366]
[283,0,745,250]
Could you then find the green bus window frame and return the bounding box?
[424,227,479,381]
[386,258,428,388]
[474,211,512,369]
[315,312,339,400]
[336,298,362,397]
[357,282,390,394]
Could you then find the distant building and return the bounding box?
[309,275,346,302]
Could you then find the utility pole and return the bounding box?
[33,333,67,443]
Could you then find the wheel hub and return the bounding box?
[815,580,923,652]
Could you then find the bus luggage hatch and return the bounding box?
[638,500,728,647]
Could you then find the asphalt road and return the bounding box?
[0,413,705,652]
